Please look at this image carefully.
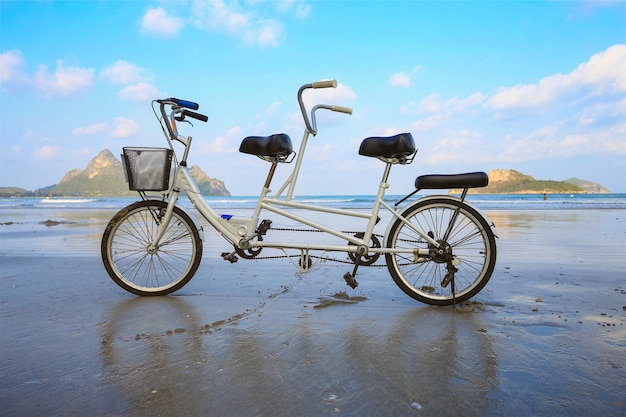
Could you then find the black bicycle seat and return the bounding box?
[359,133,416,164]
[239,133,293,162]
[415,172,489,190]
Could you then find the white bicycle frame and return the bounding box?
[147,82,443,261]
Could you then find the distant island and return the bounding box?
[0,149,231,197]
[450,169,609,194]
[0,157,610,198]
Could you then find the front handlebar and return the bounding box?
[177,109,208,122]
[155,98,208,158]
[159,97,200,110]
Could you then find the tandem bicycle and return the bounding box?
[101,80,497,305]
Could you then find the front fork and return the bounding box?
[144,190,181,253]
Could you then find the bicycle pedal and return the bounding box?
[220,252,239,263]
[343,272,359,289]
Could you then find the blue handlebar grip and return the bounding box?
[169,98,199,110]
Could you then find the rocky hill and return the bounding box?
[188,165,232,196]
[53,149,131,196]
[451,169,608,194]
[562,177,610,193]
[0,149,230,197]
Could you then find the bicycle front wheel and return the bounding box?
[385,197,496,305]
[101,200,203,296]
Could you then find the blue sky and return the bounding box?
[1,0,625,195]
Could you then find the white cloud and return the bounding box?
[568,0,624,19]
[192,0,313,47]
[254,101,282,119]
[197,125,241,153]
[409,92,486,131]
[494,118,626,164]
[410,113,447,132]
[2,52,94,98]
[274,0,311,18]
[388,66,422,89]
[32,60,94,98]
[388,72,411,88]
[0,50,27,87]
[33,145,61,160]
[424,131,482,164]
[100,60,148,84]
[72,123,109,136]
[141,7,184,38]
[255,20,283,47]
[401,45,626,172]
[486,44,625,110]
[118,82,159,102]
[419,92,486,114]
[111,117,139,137]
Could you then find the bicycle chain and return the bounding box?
[246,227,388,267]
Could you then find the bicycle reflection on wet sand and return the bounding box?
[99,296,499,416]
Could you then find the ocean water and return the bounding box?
[1,193,625,212]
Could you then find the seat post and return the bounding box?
[380,162,393,184]
[264,162,278,189]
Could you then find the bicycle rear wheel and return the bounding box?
[101,200,203,296]
[385,197,496,305]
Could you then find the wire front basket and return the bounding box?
[122,147,173,191]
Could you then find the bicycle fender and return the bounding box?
[384,194,498,243]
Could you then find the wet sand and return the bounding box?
[1,207,625,416]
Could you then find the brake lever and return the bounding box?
[173,110,194,127]
[176,117,193,128]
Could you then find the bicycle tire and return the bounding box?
[385,197,496,305]
[101,200,203,296]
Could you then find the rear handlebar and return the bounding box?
[311,80,337,89]
[298,80,351,135]
[330,105,352,115]
[310,104,353,134]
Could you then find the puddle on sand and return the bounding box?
[525,324,562,336]
[313,292,368,309]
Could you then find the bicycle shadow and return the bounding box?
[98,294,500,416]
[99,296,208,415]
[278,304,501,416]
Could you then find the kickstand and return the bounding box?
[442,258,458,307]
[451,274,456,308]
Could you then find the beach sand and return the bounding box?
[0,207,625,416]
